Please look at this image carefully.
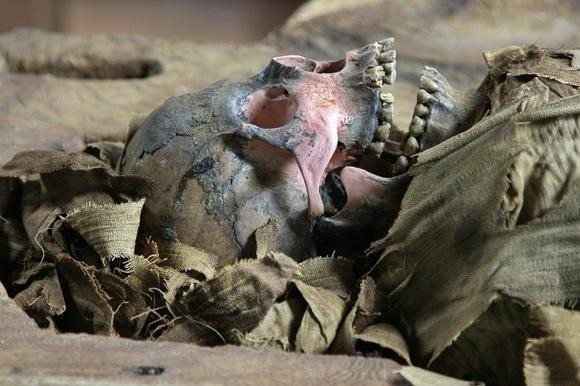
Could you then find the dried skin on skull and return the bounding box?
[120,39,397,264]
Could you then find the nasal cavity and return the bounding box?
[244,87,297,129]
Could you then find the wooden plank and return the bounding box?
[0,29,277,164]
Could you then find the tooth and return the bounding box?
[394,155,409,174]
[380,92,394,103]
[378,50,396,63]
[420,75,439,93]
[417,89,436,104]
[366,66,385,88]
[366,65,386,80]
[382,62,395,74]
[381,104,393,123]
[414,103,429,118]
[377,123,391,142]
[383,69,396,85]
[379,38,394,51]
[371,42,382,56]
[409,115,425,137]
[370,141,385,157]
[403,136,420,156]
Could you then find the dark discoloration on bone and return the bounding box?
[121,41,389,263]
[173,156,219,214]
[186,157,216,177]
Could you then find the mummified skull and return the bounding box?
[120,39,397,265]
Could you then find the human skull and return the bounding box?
[120,39,397,265]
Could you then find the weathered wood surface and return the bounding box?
[0,284,408,386]
[0,29,277,164]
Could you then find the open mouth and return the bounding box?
[240,38,414,230]
[305,38,399,220]
[318,41,459,230]
[318,39,398,220]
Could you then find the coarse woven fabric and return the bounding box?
[370,45,580,377]
[297,256,356,299]
[65,200,145,262]
[179,253,300,341]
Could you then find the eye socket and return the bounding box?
[244,87,297,129]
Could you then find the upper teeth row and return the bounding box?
[368,39,396,158]
[365,58,396,88]
[365,39,396,89]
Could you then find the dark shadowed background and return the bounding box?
[0,0,306,42]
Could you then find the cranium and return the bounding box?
[120,39,398,265]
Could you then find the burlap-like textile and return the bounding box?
[369,45,580,384]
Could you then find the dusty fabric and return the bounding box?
[297,256,356,299]
[233,260,353,353]
[368,45,580,385]
[96,270,149,338]
[177,253,299,342]
[156,317,226,346]
[0,150,152,271]
[13,268,65,329]
[65,200,145,263]
[356,323,411,364]
[253,219,279,260]
[0,149,155,339]
[330,276,411,364]
[234,298,306,350]
[156,240,217,281]
[484,45,580,88]
[524,338,580,386]
[430,298,530,385]
[0,150,152,198]
[55,253,115,335]
[291,280,347,354]
[83,141,125,170]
